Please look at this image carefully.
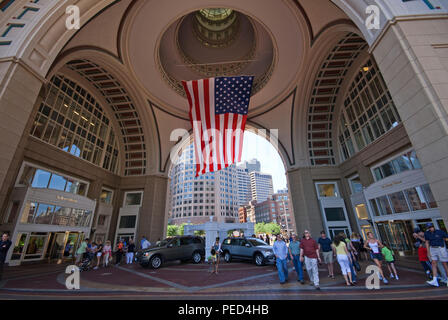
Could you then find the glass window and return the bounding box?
[97,215,107,226]
[349,177,363,194]
[369,199,380,217]
[373,168,383,181]
[21,202,37,224]
[388,191,409,214]
[119,215,137,229]
[19,166,36,186]
[317,184,337,197]
[392,156,412,174]
[30,75,120,173]
[421,184,438,208]
[31,169,51,188]
[404,187,428,211]
[125,192,142,206]
[377,196,392,215]
[34,204,54,225]
[408,150,422,169]
[324,207,346,221]
[77,182,87,196]
[24,234,47,260]
[48,174,67,191]
[380,162,395,178]
[100,189,113,204]
[355,204,369,220]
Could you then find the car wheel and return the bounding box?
[254,253,265,266]
[150,255,162,269]
[224,251,232,263]
[192,251,202,264]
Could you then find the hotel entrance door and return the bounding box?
[376,220,415,256]
[46,232,67,262]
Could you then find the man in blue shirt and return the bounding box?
[425,223,448,287]
[273,234,290,284]
[318,231,335,279]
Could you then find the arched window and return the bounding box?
[30,75,120,173]
[338,59,401,161]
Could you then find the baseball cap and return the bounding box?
[413,227,421,233]
[426,222,434,228]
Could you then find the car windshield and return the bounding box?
[248,239,268,246]
[154,239,171,247]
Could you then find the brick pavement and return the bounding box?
[0,259,447,300]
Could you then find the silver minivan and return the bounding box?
[221,237,275,266]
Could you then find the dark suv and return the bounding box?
[136,235,205,269]
[221,237,275,266]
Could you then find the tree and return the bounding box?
[167,224,179,237]
[255,222,281,235]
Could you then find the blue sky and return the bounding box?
[238,130,287,192]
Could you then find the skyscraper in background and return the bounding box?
[249,171,274,202]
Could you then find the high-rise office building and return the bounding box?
[250,171,274,202]
[168,144,240,225]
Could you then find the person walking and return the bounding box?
[300,230,321,290]
[273,234,289,284]
[102,240,112,267]
[417,241,432,279]
[94,239,103,270]
[212,237,222,274]
[424,222,448,287]
[126,239,135,264]
[364,232,388,284]
[0,233,12,281]
[381,243,399,280]
[413,227,447,284]
[115,239,124,266]
[332,234,355,286]
[75,238,88,265]
[288,234,304,284]
[342,233,358,283]
[318,231,335,279]
[141,236,151,250]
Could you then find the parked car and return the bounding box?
[136,235,205,269]
[221,237,275,266]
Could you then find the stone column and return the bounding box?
[286,167,323,236]
[372,18,448,223]
[135,175,169,243]
[0,61,43,217]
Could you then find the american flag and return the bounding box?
[182,76,254,177]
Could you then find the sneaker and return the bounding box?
[395,275,399,280]
[427,278,439,287]
[93,266,98,270]
[390,274,394,279]
[315,286,320,290]
[383,278,389,284]
[300,280,305,284]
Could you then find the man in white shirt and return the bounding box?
[141,236,151,250]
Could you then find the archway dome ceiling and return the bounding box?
[124,0,307,116]
[56,0,357,119]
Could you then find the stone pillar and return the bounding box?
[135,175,169,244]
[87,179,103,239]
[0,61,43,218]
[287,168,323,236]
[372,18,448,223]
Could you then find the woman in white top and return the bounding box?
[102,240,112,267]
[364,232,388,284]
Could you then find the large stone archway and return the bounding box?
[0,0,447,244]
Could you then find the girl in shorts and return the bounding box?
[381,243,399,280]
[364,232,388,284]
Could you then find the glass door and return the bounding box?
[10,233,28,262]
[64,232,80,260]
[46,232,67,261]
[24,233,48,261]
